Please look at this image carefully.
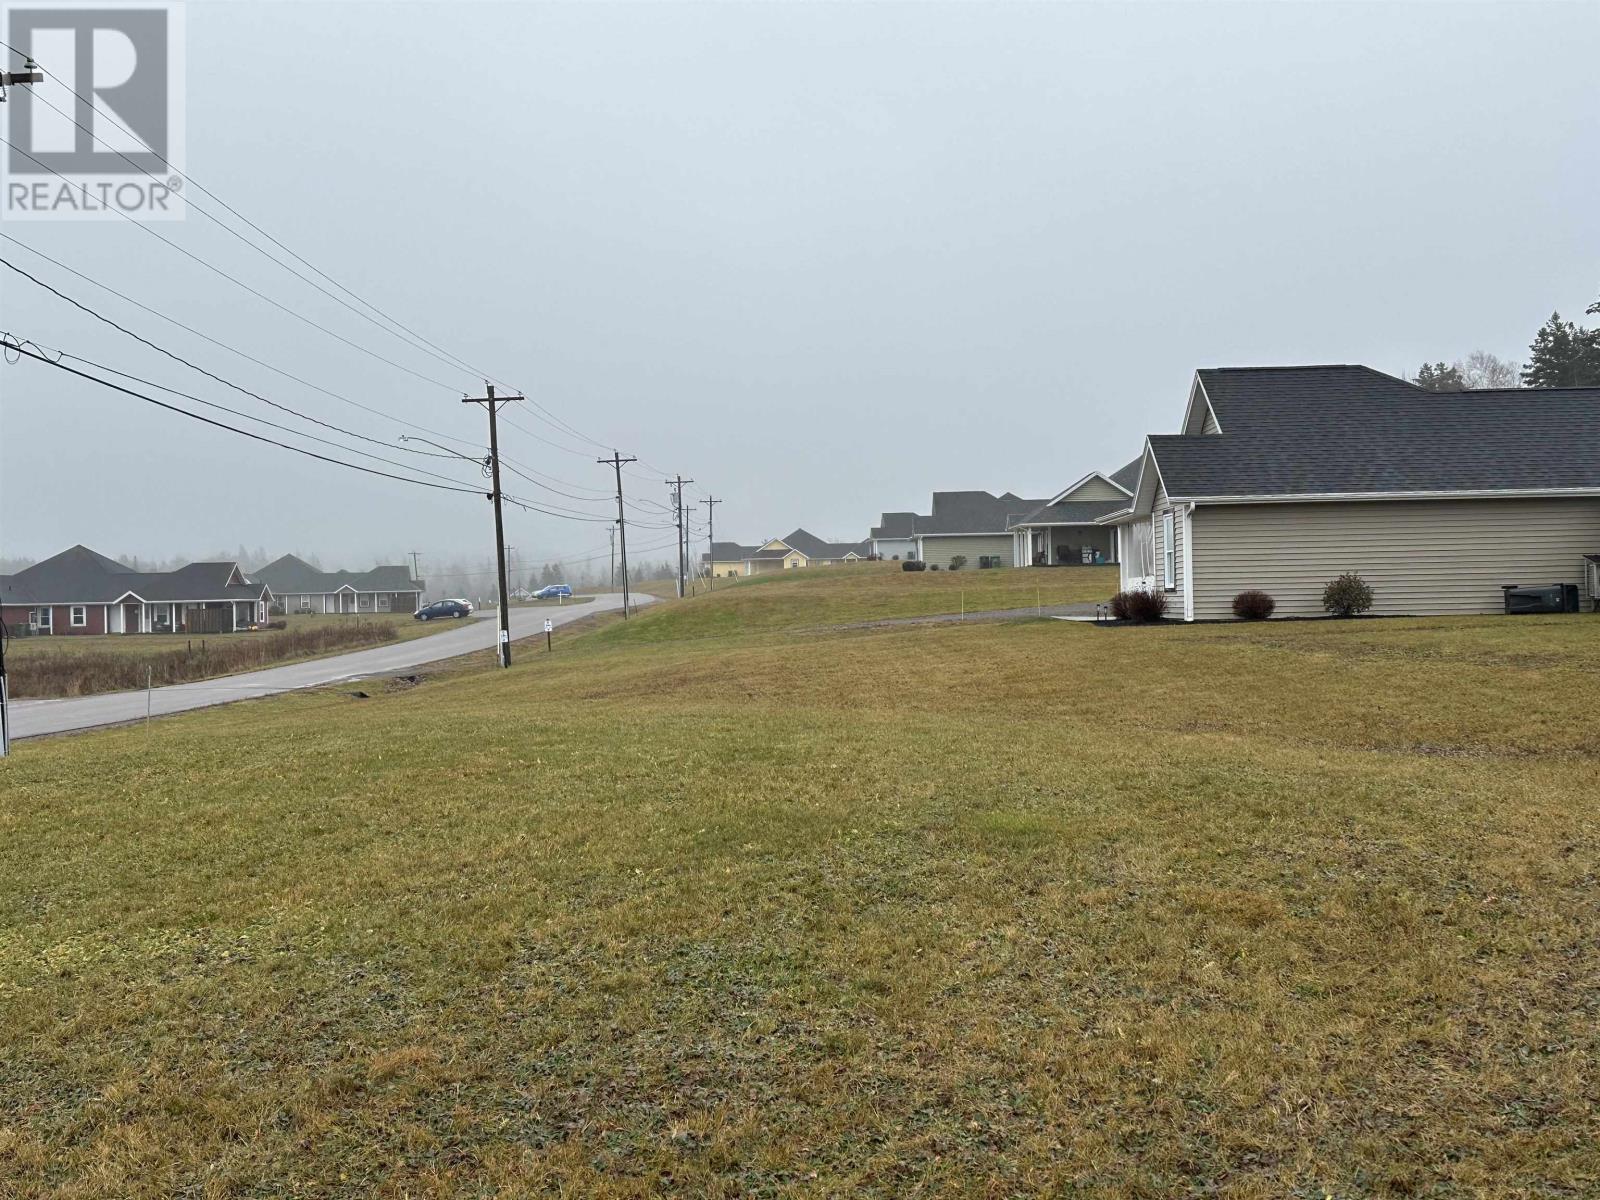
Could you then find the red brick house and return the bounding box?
[0,545,273,636]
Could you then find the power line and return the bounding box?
[0,237,483,456]
[0,133,468,393]
[2,340,486,495]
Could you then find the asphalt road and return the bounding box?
[9,594,645,741]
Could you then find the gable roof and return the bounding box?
[254,554,422,595]
[1012,498,1131,527]
[1143,365,1600,502]
[1109,456,1143,493]
[870,512,919,540]
[0,545,268,606]
[917,491,1050,535]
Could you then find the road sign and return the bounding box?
[543,618,553,633]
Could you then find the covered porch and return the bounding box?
[1014,524,1118,567]
[107,595,268,634]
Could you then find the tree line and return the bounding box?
[1413,290,1600,391]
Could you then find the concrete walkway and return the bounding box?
[10,593,646,741]
[824,600,1104,632]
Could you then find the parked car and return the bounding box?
[445,597,474,612]
[533,584,573,599]
[414,599,472,621]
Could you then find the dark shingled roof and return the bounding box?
[254,554,422,595]
[1109,457,1143,493]
[1153,365,1600,498]
[870,512,919,539]
[917,491,1050,535]
[1012,498,1130,527]
[0,545,267,606]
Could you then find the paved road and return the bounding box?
[10,594,645,741]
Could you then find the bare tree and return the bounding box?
[1460,350,1520,389]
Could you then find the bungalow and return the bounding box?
[910,491,1051,569]
[702,530,870,577]
[1101,364,1600,620]
[253,554,424,615]
[1006,459,1141,566]
[868,513,919,560]
[0,544,272,635]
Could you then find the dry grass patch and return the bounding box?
[1,605,1597,1195]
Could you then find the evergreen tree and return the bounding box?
[1413,361,1465,391]
[1521,312,1600,388]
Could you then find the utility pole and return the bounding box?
[408,550,423,589]
[666,475,694,598]
[463,383,522,667]
[700,496,721,590]
[608,522,617,591]
[598,451,638,617]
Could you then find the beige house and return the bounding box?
[1102,365,1600,620]
[703,530,870,577]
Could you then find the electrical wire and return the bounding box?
[2,340,487,495]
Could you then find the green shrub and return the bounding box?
[948,555,967,572]
[1322,573,1374,617]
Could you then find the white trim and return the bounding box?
[1181,504,1195,622]
[1164,487,1600,505]
[69,604,87,627]
[1179,373,1221,436]
[1045,470,1133,505]
[1161,509,1176,591]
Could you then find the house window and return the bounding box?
[35,608,52,631]
[70,605,87,627]
[978,555,1002,569]
[1162,510,1176,590]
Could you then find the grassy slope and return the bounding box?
[1,573,1598,1196]
[601,562,1118,641]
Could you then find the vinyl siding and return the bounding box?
[1189,498,1600,620]
[919,534,1015,569]
[1201,409,1221,435]
[1061,476,1127,502]
[1152,488,1185,597]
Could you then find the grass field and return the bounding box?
[6,612,448,698]
[1,571,1597,1196]
[604,562,1118,641]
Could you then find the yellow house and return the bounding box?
[702,530,870,576]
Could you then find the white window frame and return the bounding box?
[1162,509,1176,591]
[36,607,52,631]
[70,605,87,627]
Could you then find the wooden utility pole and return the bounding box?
[608,523,617,591]
[700,496,721,589]
[598,451,638,617]
[463,383,521,667]
[666,475,694,598]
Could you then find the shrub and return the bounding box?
[1231,590,1275,620]
[1110,587,1168,623]
[900,560,926,572]
[948,555,967,572]
[1322,573,1374,617]
[929,564,941,571]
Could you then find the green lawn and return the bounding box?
[602,561,1118,641]
[1,572,1597,1196]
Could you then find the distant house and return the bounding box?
[0,544,272,635]
[253,554,423,615]
[868,513,919,560]
[1006,460,1140,566]
[1102,364,1600,619]
[908,491,1050,569]
[702,529,870,577]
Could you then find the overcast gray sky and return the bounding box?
[2,0,1597,571]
